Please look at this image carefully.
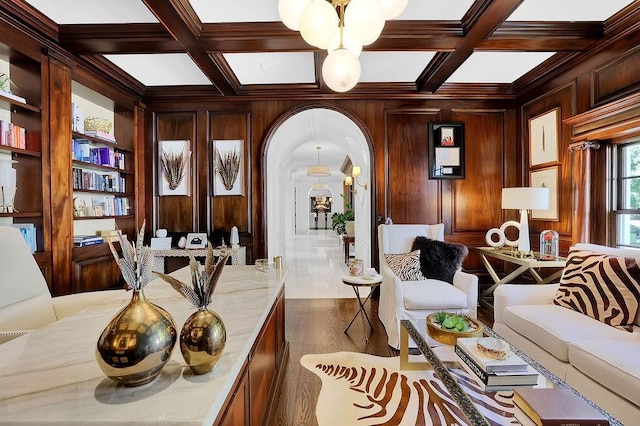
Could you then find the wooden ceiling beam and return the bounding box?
[142,0,237,95]
[417,0,525,93]
[59,24,182,54]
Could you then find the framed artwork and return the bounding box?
[529,108,559,167]
[185,233,207,249]
[158,140,191,196]
[428,122,465,179]
[530,166,559,220]
[213,139,244,196]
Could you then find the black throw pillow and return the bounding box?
[411,236,468,284]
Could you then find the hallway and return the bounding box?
[284,229,369,299]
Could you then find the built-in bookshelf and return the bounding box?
[70,81,135,239]
[0,41,47,255]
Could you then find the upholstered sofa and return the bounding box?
[378,223,478,349]
[0,226,124,344]
[494,243,640,425]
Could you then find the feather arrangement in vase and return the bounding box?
[156,245,230,374]
[96,220,177,386]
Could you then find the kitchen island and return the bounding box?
[0,265,288,425]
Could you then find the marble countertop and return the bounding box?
[0,266,287,425]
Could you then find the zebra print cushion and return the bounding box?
[384,250,425,281]
[553,249,640,331]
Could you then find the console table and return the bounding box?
[0,266,287,425]
[151,246,246,273]
[476,246,566,308]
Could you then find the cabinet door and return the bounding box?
[249,308,277,426]
[216,363,249,426]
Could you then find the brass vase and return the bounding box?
[180,308,226,375]
[96,289,177,386]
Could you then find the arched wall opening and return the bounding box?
[263,106,374,269]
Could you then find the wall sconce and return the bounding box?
[345,165,368,194]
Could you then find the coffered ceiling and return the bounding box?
[15,0,638,99]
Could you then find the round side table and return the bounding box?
[342,274,383,336]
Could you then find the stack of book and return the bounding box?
[73,235,104,247]
[454,337,539,391]
[513,388,609,426]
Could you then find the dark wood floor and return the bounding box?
[271,298,494,425]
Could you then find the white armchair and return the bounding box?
[0,226,124,344]
[378,224,478,349]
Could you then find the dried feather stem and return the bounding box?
[161,148,188,190]
[216,148,240,191]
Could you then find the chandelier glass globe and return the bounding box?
[278,0,311,31]
[379,0,409,19]
[299,0,339,49]
[322,48,361,93]
[326,25,363,57]
[344,0,385,45]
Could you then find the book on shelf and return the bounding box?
[11,223,36,253]
[84,130,116,143]
[456,337,529,373]
[454,344,539,388]
[513,388,609,426]
[73,235,104,247]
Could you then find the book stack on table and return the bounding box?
[454,337,539,392]
[73,235,104,247]
[513,388,609,426]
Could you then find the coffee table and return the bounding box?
[400,319,622,425]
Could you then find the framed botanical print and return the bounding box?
[530,166,559,220]
[158,140,191,196]
[428,122,465,179]
[529,108,559,167]
[212,139,244,196]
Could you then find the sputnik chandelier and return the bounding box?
[278,0,409,92]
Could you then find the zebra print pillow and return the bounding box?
[384,250,425,281]
[553,249,640,331]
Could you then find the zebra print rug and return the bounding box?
[301,352,517,426]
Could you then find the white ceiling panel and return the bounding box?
[506,0,635,21]
[359,52,436,83]
[104,54,211,86]
[189,0,280,23]
[223,52,316,84]
[396,0,475,20]
[445,51,556,83]
[25,0,158,24]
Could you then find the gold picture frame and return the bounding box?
[529,108,559,167]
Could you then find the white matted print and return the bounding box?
[213,139,244,196]
[159,140,191,196]
[529,108,559,167]
[530,166,559,220]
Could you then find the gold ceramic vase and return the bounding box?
[180,308,226,375]
[96,289,177,386]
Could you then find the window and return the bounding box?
[614,142,640,248]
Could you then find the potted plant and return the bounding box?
[331,202,354,235]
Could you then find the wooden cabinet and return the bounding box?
[215,287,287,426]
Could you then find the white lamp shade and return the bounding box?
[345,176,353,186]
[344,0,385,45]
[299,0,339,49]
[352,165,361,177]
[322,48,361,93]
[326,25,363,57]
[307,165,331,177]
[278,0,311,31]
[501,187,550,210]
[379,0,409,19]
[312,182,328,190]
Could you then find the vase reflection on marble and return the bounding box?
[96,289,177,386]
[181,308,226,375]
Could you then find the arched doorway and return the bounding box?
[263,106,374,272]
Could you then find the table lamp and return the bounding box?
[501,187,550,253]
